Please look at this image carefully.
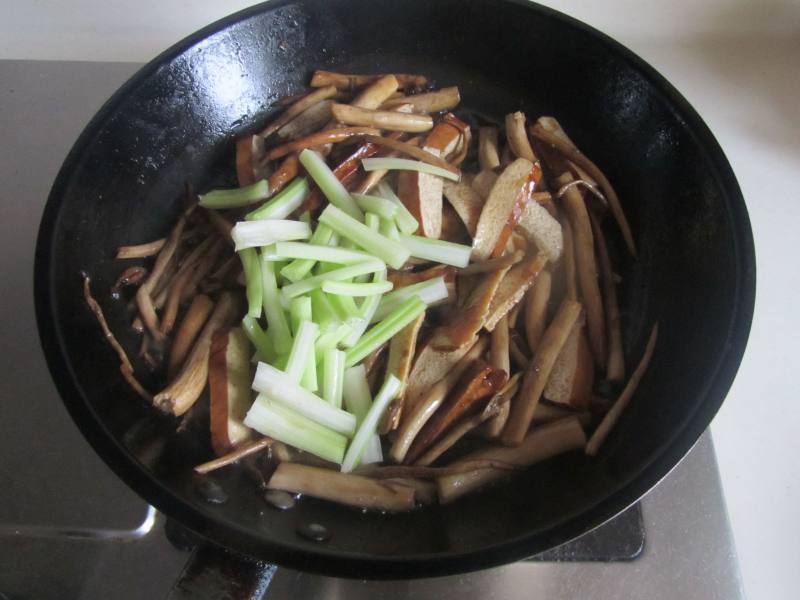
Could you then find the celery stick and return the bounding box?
[342,365,371,425]
[344,297,426,367]
[322,348,346,408]
[251,361,356,435]
[280,223,335,282]
[199,179,269,209]
[241,315,275,362]
[232,220,311,251]
[376,180,418,235]
[352,193,398,220]
[341,375,402,472]
[372,276,449,322]
[274,241,375,265]
[327,292,361,320]
[281,260,385,300]
[260,253,293,354]
[322,281,393,296]
[319,205,410,269]
[298,149,363,220]
[309,288,339,329]
[315,323,354,360]
[362,157,460,182]
[289,296,312,336]
[379,217,400,240]
[244,396,346,464]
[239,248,262,319]
[343,268,386,347]
[398,234,471,267]
[301,345,318,392]
[244,177,309,220]
[285,321,318,382]
[364,212,381,231]
[361,434,384,465]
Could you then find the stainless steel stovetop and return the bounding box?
[0,60,745,600]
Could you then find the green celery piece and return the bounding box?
[239,248,262,319]
[280,223,335,282]
[199,179,269,209]
[260,252,293,354]
[244,177,309,220]
[318,205,410,269]
[241,315,275,362]
[344,297,426,367]
[289,296,312,336]
[298,149,363,219]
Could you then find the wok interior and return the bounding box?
[44,0,745,567]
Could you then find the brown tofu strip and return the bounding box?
[438,416,587,503]
[586,323,658,456]
[483,253,548,332]
[558,171,606,369]
[501,299,583,445]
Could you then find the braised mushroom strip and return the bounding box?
[84,69,657,512]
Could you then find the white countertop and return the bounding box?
[2,1,798,599]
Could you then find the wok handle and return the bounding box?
[167,543,277,600]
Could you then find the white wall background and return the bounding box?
[2,2,799,599]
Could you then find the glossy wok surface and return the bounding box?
[34,0,754,578]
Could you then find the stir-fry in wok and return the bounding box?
[84,70,657,511]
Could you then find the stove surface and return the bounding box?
[0,60,744,600]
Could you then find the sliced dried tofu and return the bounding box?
[405,359,507,464]
[484,253,548,331]
[472,158,534,261]
[543,322,594,409]
[443,180,482,236]
[404,334,479,409]
[516,200,563,262]
[209,327,254,455]
[471,169,498,200]
[382,313,426,432]
[432,265,510,350]
[397,120,463,238]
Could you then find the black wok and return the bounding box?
[34,0,755,582]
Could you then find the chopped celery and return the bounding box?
[251,361,356,435]
[274,242,375,265]
[327,292,361,320]
[379,217,400,240]
[232,220,311,251]
[259,244,280,261]
[280,223,336,282]
[199,179,269,209]
[345,297,426,367]
[364,212,381,231]
[244,177,309,220]
[299,210,311,224]
[362,157,460,182]
[309,288,338,328]
[301,345,318,392]
[315,323,354,360]
[289,296,312,336]
[322,280,393,296]
[352,193,398,220]
[259,253,293,355]
[281,260,385,300]
[319,205,410,269]
[239,248,262,319]
[361,434,384,465]
[322,348,346,408]
[341,375,402,472]
[372,276,449,322]
[342,365,371,425]
[285,320,318,382]
[343,268,386,347]
[298,149,363,220]
[398,234,472,268]
[244,396,347,464]
[241,315,275,362]
[376,181,418,235]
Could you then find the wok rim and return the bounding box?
[33,0,755,578]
